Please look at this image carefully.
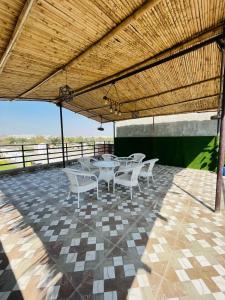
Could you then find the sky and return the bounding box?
[0,101,113,137]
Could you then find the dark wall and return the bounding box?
[114,136,218,171]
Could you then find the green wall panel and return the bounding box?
[114,136,218,171]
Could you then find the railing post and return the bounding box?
[81,142,84,157]
[113,121,116,155]
[104,141,106,154]
[66,143,68,161]
[46,144,49,164]
[21,145,25,168]
[57,102,66,168]
[93,141,95,157]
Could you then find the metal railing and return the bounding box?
[0,141,114,171]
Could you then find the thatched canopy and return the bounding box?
[0,0,224,122]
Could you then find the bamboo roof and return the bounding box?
[0,0,224,122]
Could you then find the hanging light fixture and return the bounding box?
[114,83,122,117]
[110,104,113,113]
[103,84,113,108]
[132,111,139,118]
[132,103,139,119]
[114,104,118,115]
[59,69,74,102]
[97,116,104,131]
[102,82,123,117]
[103,95,108,105]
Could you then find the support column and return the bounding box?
[215,41,225,212]
[58,103,66,168]
[113,121,116,154]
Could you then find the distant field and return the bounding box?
[0,159,17,170]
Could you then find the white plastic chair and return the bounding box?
[116,153,145,173]
[116,153,142,173]
[116,159,138,174]
[139,158,159,186]
[78,157,98,173]
[102,154,118,161]
[128,153,145,163]
[63,168,98,208]
[113,163,143,199]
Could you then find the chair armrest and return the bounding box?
[69,169,98,181]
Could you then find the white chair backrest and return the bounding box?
[78,157,91,171]
[143,158,159,173]
[131,163,144,183]
[78,157,91,164]
[63,168,79,187]
[102,154,117,161]
[129,153,146,163]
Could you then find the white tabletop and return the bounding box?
[93,160,120,168]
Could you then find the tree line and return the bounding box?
[0,136,112,145]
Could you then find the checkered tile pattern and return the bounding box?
[0,165,225,300]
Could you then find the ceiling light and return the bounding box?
[97,116,104,131]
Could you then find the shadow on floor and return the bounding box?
[0,164,189,299]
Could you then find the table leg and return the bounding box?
[98,168,114,191]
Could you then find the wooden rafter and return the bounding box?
[18,0,161,98]
[0,0,37,74]
[64,27,223,101]
[0,97,54,102]
[62,102,110,122]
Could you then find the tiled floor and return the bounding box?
[0,165,225,300]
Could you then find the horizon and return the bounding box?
[0,134,112,138]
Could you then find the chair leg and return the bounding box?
[96,185,99,200]
[152,175,155,183]
[152,175,156,188]
[67,191,71,200]
[138,183,142,192]
[130,187,133,200]
[113,182,116,194]
[77,193,80,208]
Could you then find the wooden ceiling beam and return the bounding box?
[0,97,54,102]
[66,29,223,100]
[0,0,37,74]
[62,102,110,122]
[18,0,161,98]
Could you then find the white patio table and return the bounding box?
[93,160,120,191]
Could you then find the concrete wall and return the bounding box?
[116,112,217,137]
[117,120,217,137]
